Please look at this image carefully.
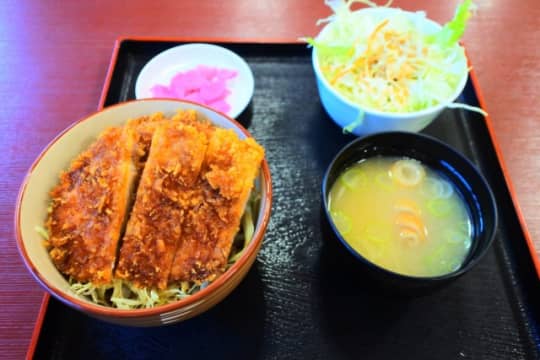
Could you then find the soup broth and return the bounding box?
[328,156,472,277]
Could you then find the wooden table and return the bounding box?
[1,0,538,358]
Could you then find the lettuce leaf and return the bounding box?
[426,0,476,47]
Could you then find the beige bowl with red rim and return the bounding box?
[15,99,272,326]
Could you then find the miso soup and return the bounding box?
[328,156,472,277]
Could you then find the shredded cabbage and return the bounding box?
[305,0,485,116]
[34,225,49,240]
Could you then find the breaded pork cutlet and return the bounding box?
[125,112,165,170]
[47,126,137,285]
[169,128,264,283]
[115,122,209,290]
[171,109,214,138]
[127,110,209,168]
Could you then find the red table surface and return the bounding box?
[1,1,539,358]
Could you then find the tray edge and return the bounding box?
[467,65,540,279]
[25,294,50,360]
[26,36,540,358]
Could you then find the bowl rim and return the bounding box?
[311,7,470,118]
[14,98,272,318]
[321,131,498,282]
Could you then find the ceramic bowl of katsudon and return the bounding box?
[15,99,272,326]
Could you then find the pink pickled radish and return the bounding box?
[183,91,203,104]
[197,65,218,78]
[217,68,238,79]
[150,84,175,98]
[149,65,237,113]
[209,99,231,113]
[200,81,227,103]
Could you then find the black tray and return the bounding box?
[31,40,540,359]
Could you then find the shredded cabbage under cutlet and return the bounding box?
[34,226,49,240]
[38,192,260,309]
[304,0,486,118]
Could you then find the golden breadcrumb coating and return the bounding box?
[171,109,215,138]
[115,122,209,289]
[47,109,265,293]
[127,110,208,169]
[169,128,264,282]
[125,112,165,170]
[47,126,136,284]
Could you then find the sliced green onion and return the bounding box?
[426,198,454,217]
[331,211,353,235]
[340,167,367,190]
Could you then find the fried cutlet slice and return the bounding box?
[169,128,264,283]
[115,122,209,290]
[171,109,215,138]
[127,110,211,168]
[47,126,137,285]
[125,112,165,170]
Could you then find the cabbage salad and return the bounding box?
[305,0,485,117]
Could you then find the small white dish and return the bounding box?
[135,43,255,118]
